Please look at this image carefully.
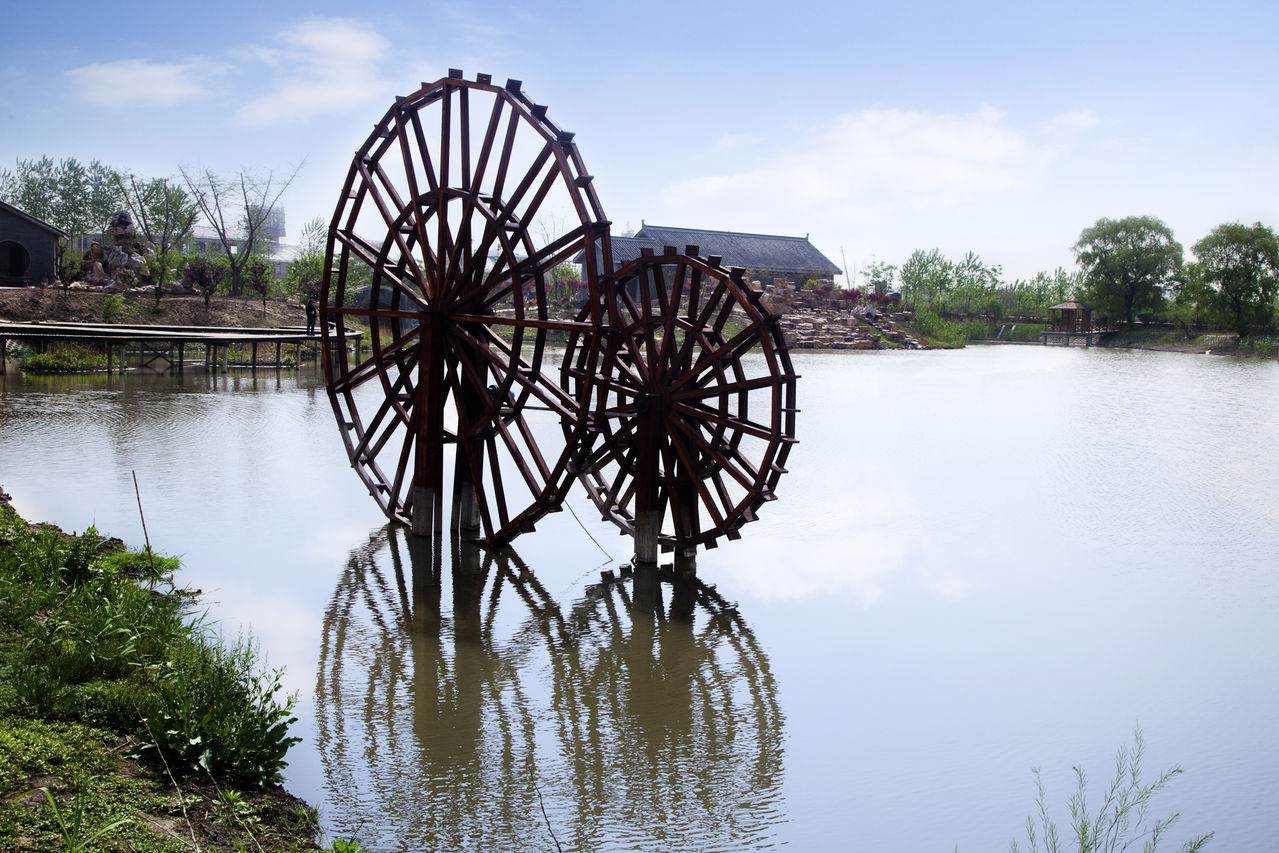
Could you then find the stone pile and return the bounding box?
[757,279,921,350]
[77,210,154,293]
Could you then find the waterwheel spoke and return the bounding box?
[673,324,764,396]
[669,412,757,493]
[670,372,784,402]
[355,158,430,294]
[450,322,578,418]
[670,400,777,443]
[393,107,440,295]
[331,230,429,311]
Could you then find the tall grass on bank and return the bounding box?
[0,506,299,787]
[20,344,108,374]
[1010,728,1213,853]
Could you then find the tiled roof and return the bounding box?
[572,225,841,278]
[633,224,841,277]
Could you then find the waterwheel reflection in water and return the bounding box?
[315,527,785,852]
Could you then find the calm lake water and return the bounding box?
[1,345,1276,852]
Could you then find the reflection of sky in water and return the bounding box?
[2,348,1278,850]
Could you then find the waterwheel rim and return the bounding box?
[563,250,798,549]
[322,71,610,543]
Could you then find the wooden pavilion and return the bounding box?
[1042,300,1098,346]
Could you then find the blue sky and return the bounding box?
[3,0,1276,281]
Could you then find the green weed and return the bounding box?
[39,786,136,852]
[21,344,109,374]
[101,293,127,323]
[1010,728,1213,853]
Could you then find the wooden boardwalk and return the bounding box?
[0,319,362,374]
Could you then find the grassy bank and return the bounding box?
[1094,328,1279,356]
[900,308,1048,348]
[0,496,345,852]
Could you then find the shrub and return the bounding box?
[0,518,302,786]
[100,293,127,323]
[21,344,108,374]
[910,306,966,347]
[142,634,300,786]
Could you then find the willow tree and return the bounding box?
[1074,216,1182,329]
[1192,222,1279,336]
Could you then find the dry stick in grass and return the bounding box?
[132,470,157,577]
[203,768,266,853]
[137,712,203,852]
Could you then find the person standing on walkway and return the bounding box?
[306,299,318,336]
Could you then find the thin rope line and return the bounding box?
[565,498,613,563]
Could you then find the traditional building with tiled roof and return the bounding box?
[577,223,841,285]
[0,200,68,286]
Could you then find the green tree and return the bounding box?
[1074,216,1182,329]
[244,255,275,313]
[282,215,326,300]
[859,260,898,294]
[0,156,123,237]
[183,256,226,307]
[0,156,58,224]
[1191,222,1279,337]
[899,248,952,309]
[179,164,300,297]
[116,174,199,291]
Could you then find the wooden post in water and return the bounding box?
[409,316,446,537]
[632,391,662,568]
[251,341,258,372]
[631,561,660,612]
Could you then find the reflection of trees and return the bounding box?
[315,526,785,853]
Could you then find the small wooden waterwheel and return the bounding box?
[321,70,611,543]
[562,248,798,562]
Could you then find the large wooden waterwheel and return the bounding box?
[322,70,611,543]
[562,248,798,560]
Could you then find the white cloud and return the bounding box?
[1041,109,1100,135]
[715,132,758,150]
[233,18,397,126]
[661,105,1050,221]
[64,59,208,106]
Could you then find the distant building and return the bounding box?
[0,200,67,286]
[577,222,841,284]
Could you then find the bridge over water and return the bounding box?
[0,319,362,374]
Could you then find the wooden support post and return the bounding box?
[251,341,258,372]
[177,342,185,374]
[451,320,486,538]
[633,391,662,567]
[404,530,441,633]
[410,316,446,538]
[107,345,113,374]
[0,338,5,375]
[674,544,696,578]
[295,342,301,368]
[631,561,660,612]
[275,341,281,369]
